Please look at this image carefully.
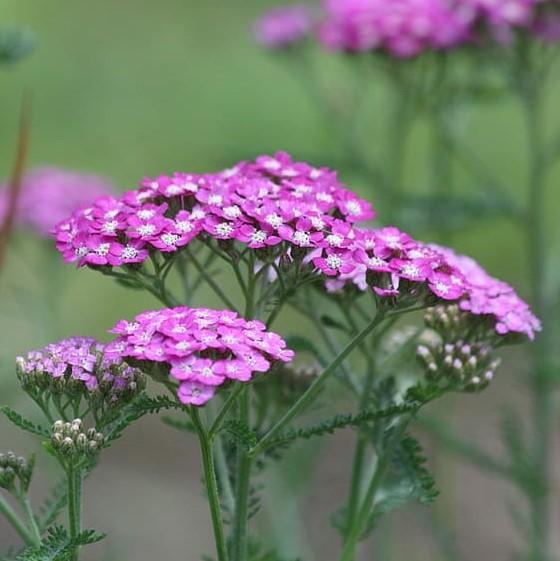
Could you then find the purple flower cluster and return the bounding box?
[106,307,295,406]
[254,5,313,47]
[53,152,375,269]
[16,337,145,405]
[319,0,472,57]
[0,168,112,237]
[254,0,559,57]
[317,226,540,339]
[430,245,541,339]
[319,226,466,298]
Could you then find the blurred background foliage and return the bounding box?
[0,1,558,560]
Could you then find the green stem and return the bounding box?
[0,492,38,546]
[339,418,411,561]
[521,78,552,561]
[250,309,387,458]
[231,390,252,561]
[21,495,42,545]
[192,408,228,561]
[67,466,82,561]
[185,248,238,313]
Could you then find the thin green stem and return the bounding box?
[340,418,411,561]
[191,408,228,561]
[20,495,42,545]
[231,390,252,561]
[67,466,82,561]
[185,248,239,313]
[0,492,38,546]
[250,309,387,458]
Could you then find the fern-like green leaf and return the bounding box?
[38,480,68,531]
[1,407,50,438]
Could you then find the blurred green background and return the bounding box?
[0,1,558,560]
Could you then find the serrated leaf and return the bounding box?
[1,407,50,438]
[224,420,258,450]
[71,529,105,546]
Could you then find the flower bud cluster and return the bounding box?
[416,339,501,392]
[51,419,105,459]
[0,452,32,492]
[16,337,146,419]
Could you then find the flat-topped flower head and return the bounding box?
[53,152,375,272]
[16,337,146,422]
[0,167,112,237]
[254,5,313,48]
[107,307,295,406]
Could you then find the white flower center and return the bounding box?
[251,230,267,244]
[215,223,233,237]
[201,367,214,378]
[265,213,283,228]
[208,194,223,205]
[224,205,241,219]
[161,233,180,246]
[176,220,193,233]
[137,224,156,237]
[326,234,343,247]
[122,246,138,259]
[435,281,449,294]
[293,231,310,245]
[346,201,362,215]
[103,220,119,233]
[96,243,110,256]
[402,264,420,278]
[326,255,343,270]
[137,210,155,220]
[75,246,88,257]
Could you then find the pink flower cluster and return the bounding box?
[106,307,295,406]
[254,5,313,47]
[431,245,541,339]
[16,337,142,395]
[317,226,465,299]
[315,224,540,339]
[53,152,375,269]
[319,0,472,57]
[257,0,559,57]
[0,168,112,237]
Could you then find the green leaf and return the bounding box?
[224,420,258,450]
[71,529,105,546]
[266,402,419,450]
[363,434,439,538]
[1,407,50,438]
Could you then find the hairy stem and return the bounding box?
[0,492,38,546]
[192,408,229,561]
[67,466,82,561]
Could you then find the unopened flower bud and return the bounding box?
[76,433,88,452]
[61,437,75,454]
[53,420,65,433]
[471,376,481,384]
[484,370,494,381]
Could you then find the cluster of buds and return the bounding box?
[0,452,33,493]
[51,419,105,459]
[416,339,501,392]
[16,337,146,423]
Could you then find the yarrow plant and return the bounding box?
[1,152,539,561]
[253,1,559,559]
